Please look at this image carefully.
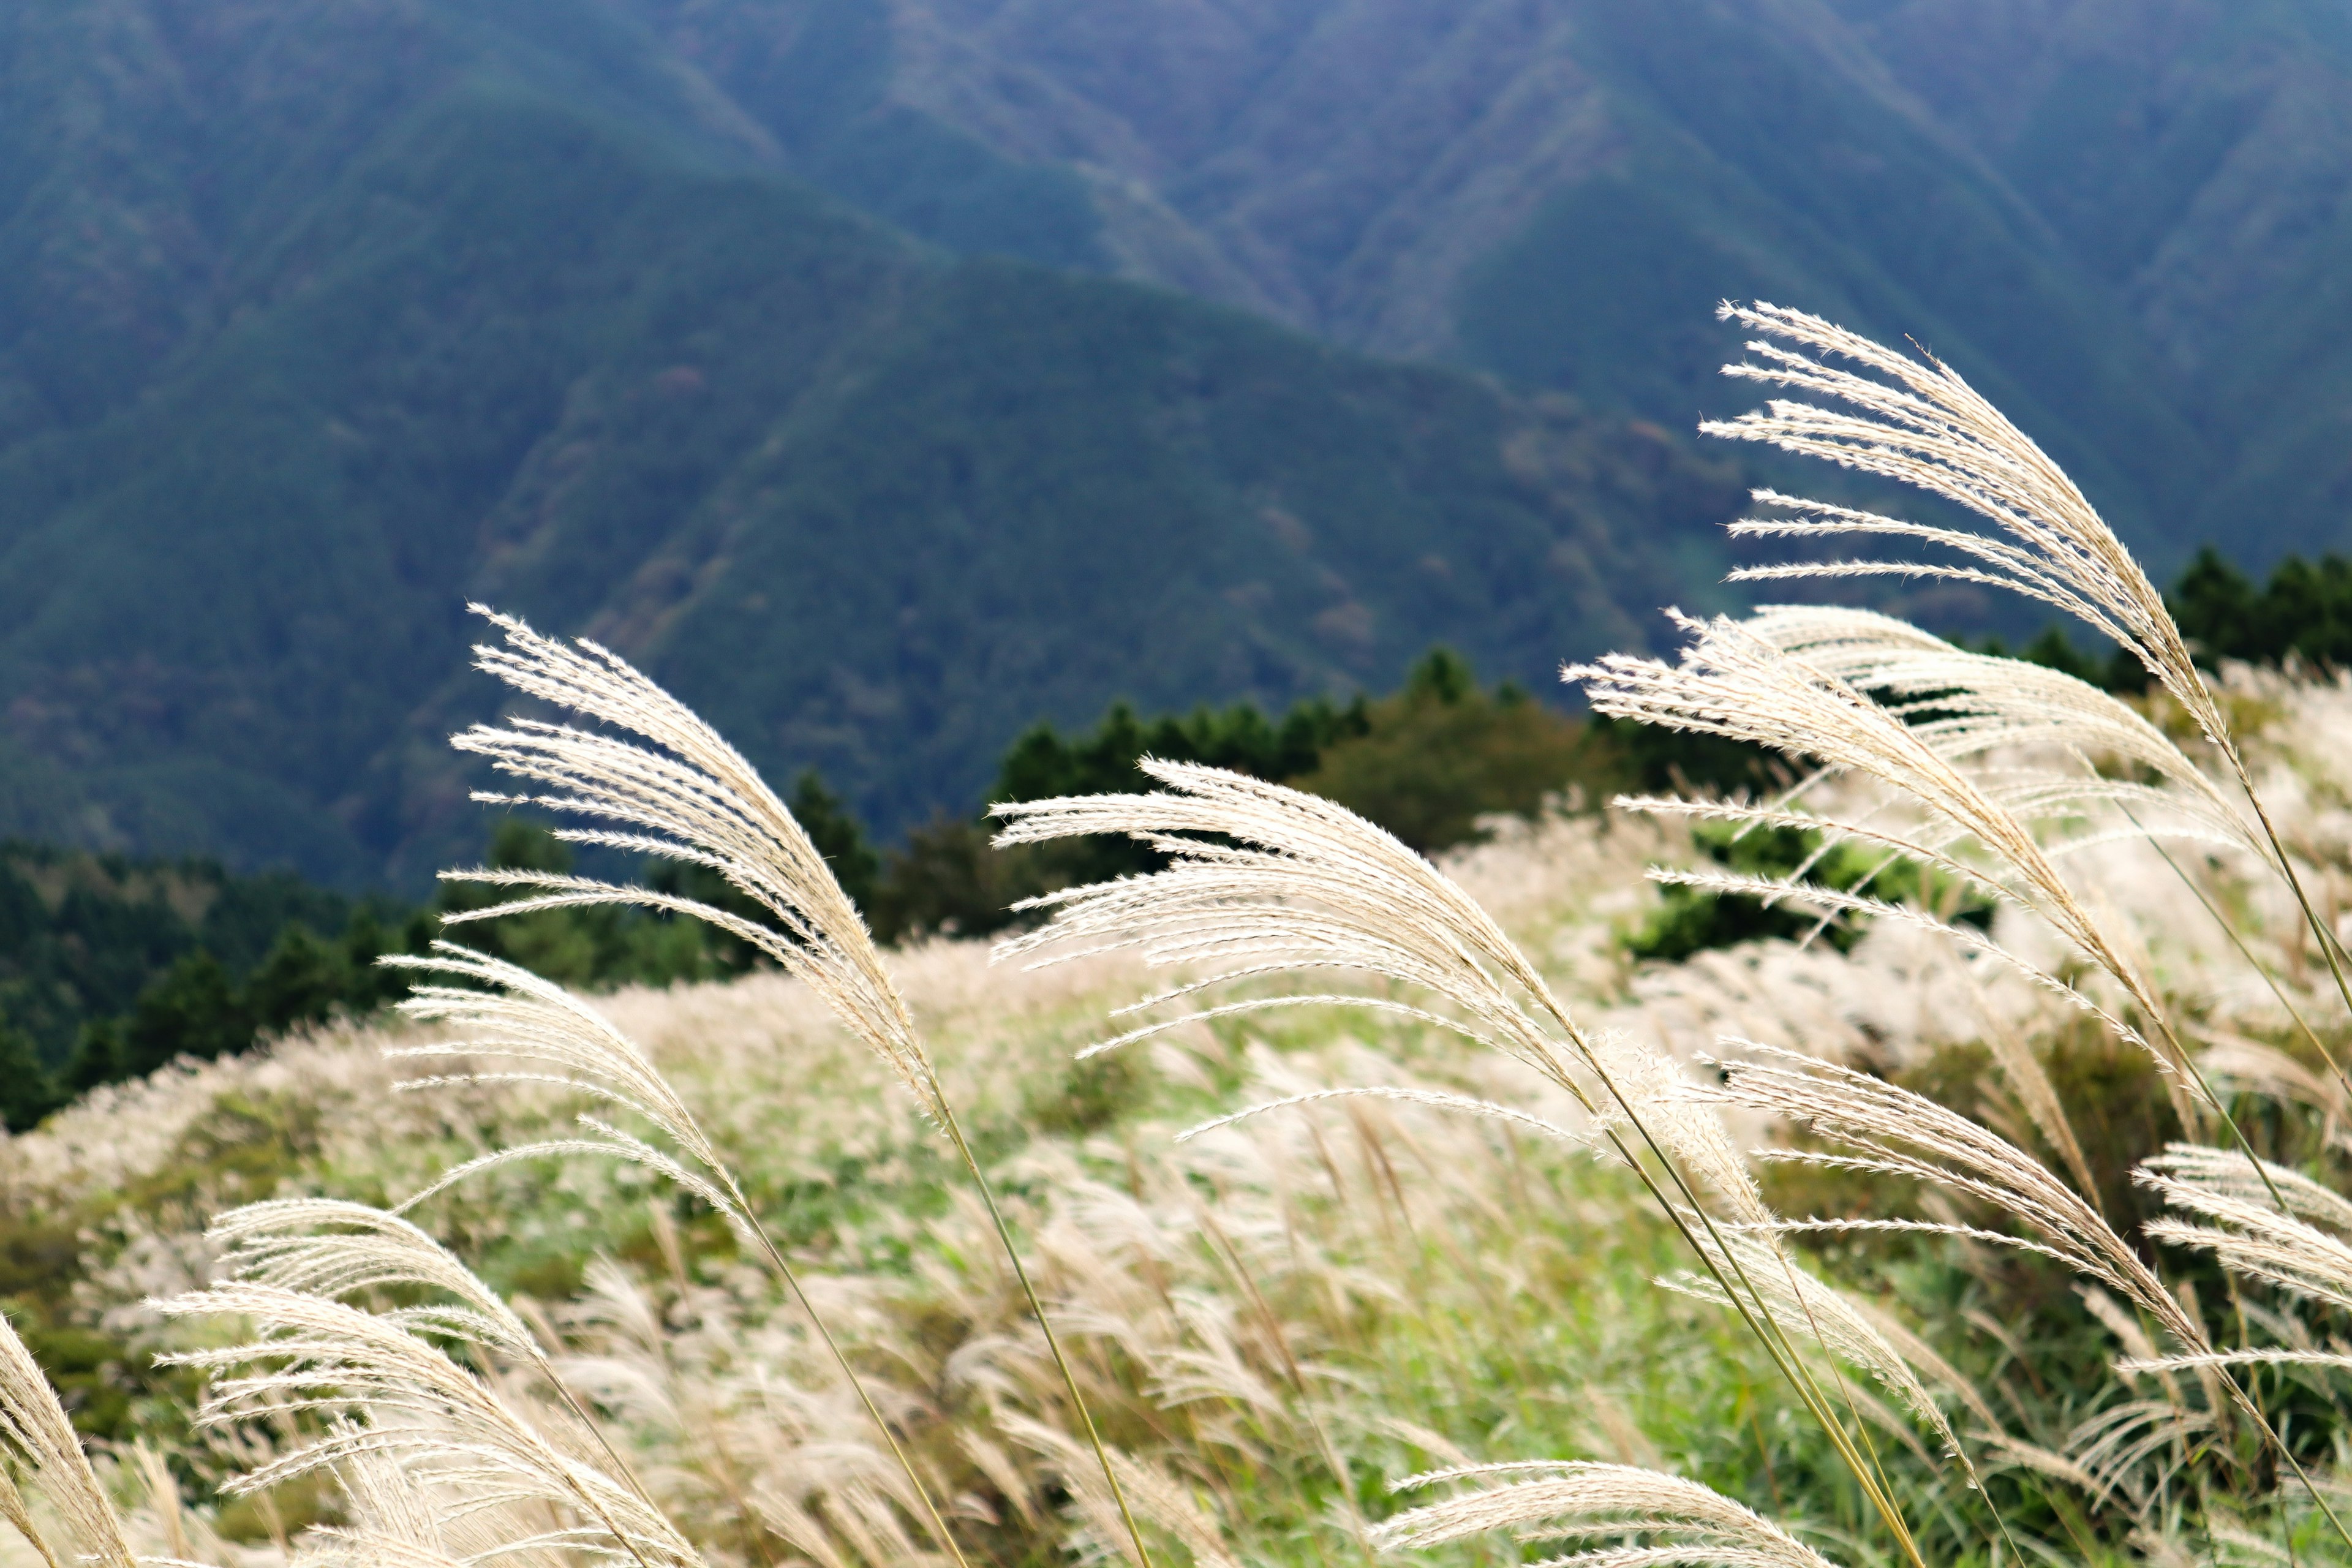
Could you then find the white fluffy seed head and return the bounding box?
[1700,302,2228,756]
[1372,1461,1838,1568]
[446,607,941,1121]
[0,1308,137,1568]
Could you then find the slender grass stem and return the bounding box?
[721,1171,975,1568]
[2138,824,2335,1081]
[935,1101,1158,1568]
[1512,1016,1932,1568]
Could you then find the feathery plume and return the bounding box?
[1372,1461,1839,1568]
[2139,1146,2352,1314]
[0,1306,137,1568]
[447,607,936,1119]
[1659,1232,1976,1468]
[154,1282,703,1568]
[995,761,1590,1091]
[1574,611,2197,1093]
[1700,302,2225,753]
[1710,1043,2207,1352]
[1700,302,2352,1104]
[443,608,1141,1567]
[997,763,1942,1564]
[380,942,972,1565]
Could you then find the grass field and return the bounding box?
[8,308,2352,1568]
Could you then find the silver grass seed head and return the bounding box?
[0,1308,138,1568]
[450,606,940,1121]
[1572,611,2200,1098]
[1372,1461,1837,1568]
[1702,301,2226,753]
[993,758,1593,1091]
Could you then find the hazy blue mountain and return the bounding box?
[656,0,2352,569]
[0,0,1743,887]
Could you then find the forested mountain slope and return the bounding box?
[656,0,2352,564]
[0,0,1741,887]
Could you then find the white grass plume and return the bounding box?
[995,762,1947,1561]
[1699,302,2352,1113]
[383,943,766,1236]
[1659,1232,1981,1468]
[1700,301,2226,753]
[442,608,1137,1567]
[379,942,976,1565]
[206,1194,662,1513]
[447,606,937,1121]
[1000,1415,1238,1568]
[209,1198,549,1363]
[1574,609,2201,1096]
[0,1307,138,1568]
[290,1446,478,1568]
[2138,1145,2352,1317]
[153,1282,703,1568]
[1736,605,2255,855]
[1710,1042,2211,1357]
[994,760,1597,1096]
[1371,1461,1838,1568]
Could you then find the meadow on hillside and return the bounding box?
[8,307,2352,1568]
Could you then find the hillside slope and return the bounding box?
[0,0,1743,887]
[649,0,2352,565]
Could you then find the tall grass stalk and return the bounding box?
[993,766,1937,1568]
[1702,301,2352,1112]
[379,946,972,1568]
[437,609,1154,1568]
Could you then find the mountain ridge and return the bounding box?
[0,11,1747,888]
[648,0,2352,568]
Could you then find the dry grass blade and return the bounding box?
[0,1305,138,1568]
[1372,1461,1838,1568]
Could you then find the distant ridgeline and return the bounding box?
[11,546,2348,1135]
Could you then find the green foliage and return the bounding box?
[3,809,838,1128]
[1287,652,1601,851]
[0,1025,58,1133]
[1628,821,1995,963]
[0,843,414,1128]
[869,648,1616,941]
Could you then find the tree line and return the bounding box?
[6,545,2345,1133]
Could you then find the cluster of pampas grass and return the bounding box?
[9,304,2352,1568]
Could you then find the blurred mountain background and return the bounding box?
[4,0,2350,888]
